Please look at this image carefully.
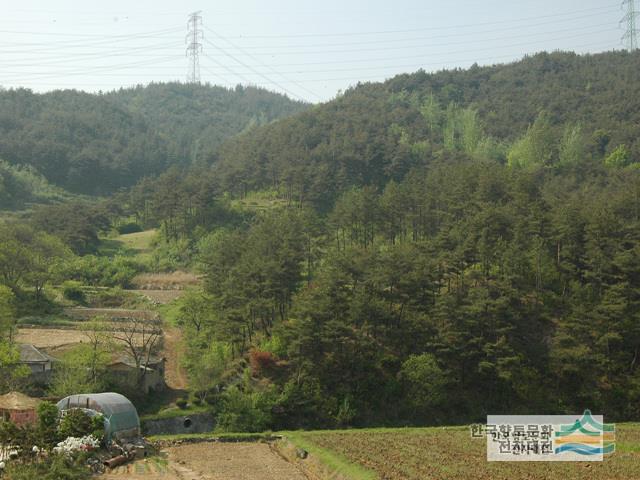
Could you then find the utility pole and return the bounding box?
[621,0,638,51]
[186,11,203,83]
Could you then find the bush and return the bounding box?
[176,398,188,409]
[148,238,194,272]
[215,386,275,433]
[249,349,277,376]
[5,453,90,480]
[62,281,85,304]
[58,255,143,288]
[273,377,330,429]
[260,335,287,358]
[399,353,449,420]
[58,409,104,442]
[37,401,60,446]
[116,222,143,235]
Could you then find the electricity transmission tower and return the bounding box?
[186,11,203,83]
[621,0,638,51]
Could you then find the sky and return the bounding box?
[0,0,629,103]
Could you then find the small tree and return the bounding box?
[399,353,449,418]
[0,340,30,393]
[558,123,586,166]
[36,401,60,447]
[112,317,162,387]
[604,144,632,168]
[0,285,16,342]
[48,344,109,398]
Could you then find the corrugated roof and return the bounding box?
[18,344,51,363]
[0,392,41,410]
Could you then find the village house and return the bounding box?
[18,344,56,385]
[0,392,41,427]
[107,355,166,394]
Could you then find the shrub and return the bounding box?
[399,353,449,420]
[148,238,194,272]
[249,349,277,376]
[59,255,143,288]
[260,335,287,358]
[176,398,188,409]
[37,401,60,446]
[61,281,85,304]
[274,377,329,429]
[335,395,357,427]
[215,386,275,433]
[5,453,90,480]
[116,222,143,235]
[57,409,104,442]
[604,144,632,168]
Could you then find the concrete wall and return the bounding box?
[141,412,215,436]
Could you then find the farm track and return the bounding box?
[162,325,188,391]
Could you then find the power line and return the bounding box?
[186,11,203,83]
[223,4,620,39]
[0,26,183,38]
[0,26,615,84]
[198,27,618,62]
[202,38,309,102]
[216,13,620,51]
[202,53,254,85]
[204,26,322,102]
[0,56,181,83]
[196,40,617,85]
[2,42,620,90]
[621,0,639,50]
[207,22,616,55]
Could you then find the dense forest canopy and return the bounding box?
[107,82,308,166]
[0,83,307,198]
[211,50,640,209]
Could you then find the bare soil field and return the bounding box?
[16,328,90,349]
[17,327,148,350]
[64,307,159,321]
[130,289,185,304]
[102,442,306,480]
[132,271,200,290]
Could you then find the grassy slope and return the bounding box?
[97,228,156,260]
[280,425,640,480]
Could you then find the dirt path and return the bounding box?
[163,326,189,391]
[102,443,307,480]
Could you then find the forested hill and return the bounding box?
[106,83,308,167]
[0,83,307,197]
[212,50,640,208]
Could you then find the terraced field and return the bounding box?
[287,424,640,480]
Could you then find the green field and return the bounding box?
[283,425,640,480]
[97,228,156,259]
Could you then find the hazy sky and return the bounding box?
[0,0,627,102]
